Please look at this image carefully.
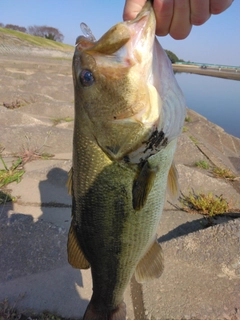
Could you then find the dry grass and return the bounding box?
[19,132,54,163]
[170,190,239,217]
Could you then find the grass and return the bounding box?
[171,190,239,218]
[19,132,54,163]
[0,156,24,188]
[182,126,188,133]
[185,116,192,122]
[0,27,73,52]
[51,117,74,126]
[0,132,54,199]
[195,160,209,170]
[189,135,198,145]
[212,167,235,180]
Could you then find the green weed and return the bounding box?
[195,160,209,170]
[189,135,198,145]
[0,156,24,187]
[175,190,235,217]
[185,116,192,122]
[51,117,74,126]
[182,126,188,132]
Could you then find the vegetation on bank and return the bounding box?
[0,27,73,51]
[165,49,184,63]
[0,22,64,42]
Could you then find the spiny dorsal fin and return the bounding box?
[66,167,73,196]
[67,222,90,269]
[132,161,157,210]
[167,162,179,200]
[135,239,164,283]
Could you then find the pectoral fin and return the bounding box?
[67,222,90,269]
[167,162,179,200]
[135,239,164,283]
[132,161,157,210]
[66,167,73,196]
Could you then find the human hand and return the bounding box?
[123,0,233,39]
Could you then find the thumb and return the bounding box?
[123,0,147,20]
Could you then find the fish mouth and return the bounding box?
[75,1,155,62]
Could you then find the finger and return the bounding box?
[153,0,174,37]
[123,0,146,20]
[210,0,233,14]
[190,0,211,25]
[170,0,192,39]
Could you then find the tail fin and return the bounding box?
[83,301,126,320]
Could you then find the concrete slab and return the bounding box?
[143,219,240,320]
[9,159,72,205]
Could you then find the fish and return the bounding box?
[67,1,186,319]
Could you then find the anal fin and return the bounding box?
[67,221,90,269]
[132,161,157,210]
[135,239,164,283]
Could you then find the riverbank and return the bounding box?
[0,47,240,320]
[173,63,240,80]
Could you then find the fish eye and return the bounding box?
[80,69,95,87]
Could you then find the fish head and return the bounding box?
[73,1,185,162]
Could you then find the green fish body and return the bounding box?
[67,2,186,319]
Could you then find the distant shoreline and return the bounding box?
[172,64,240,81]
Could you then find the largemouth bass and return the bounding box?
[67,1,185,319]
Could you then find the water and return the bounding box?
[175,73,240,138]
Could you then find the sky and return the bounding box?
[1,0,240,66]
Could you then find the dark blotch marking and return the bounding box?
[143,129,166,153]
